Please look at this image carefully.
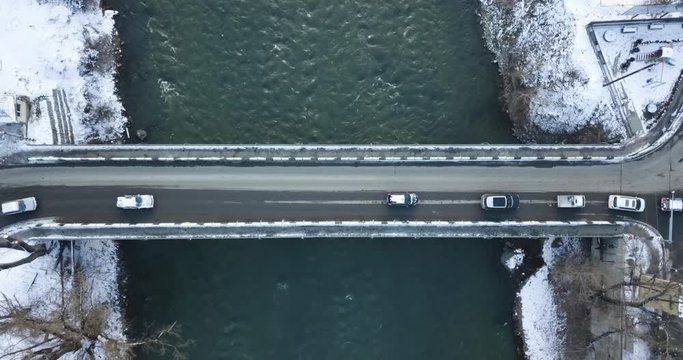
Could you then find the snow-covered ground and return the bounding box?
[588,18,683,133]
[0,240,124,358]
[479,0,683,141]
[0,0,126,358]
[517,238,585,359]
[0,0,126,144]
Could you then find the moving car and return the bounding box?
[1,197,37,215]
[608,195,645,212]
[116,194,154,209]
[661,197,683,212]
[557,195,585,208]
[481,194,519,209]
[386,192,418,207]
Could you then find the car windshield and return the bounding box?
[135,196,143,206]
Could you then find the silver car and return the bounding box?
[116,194,154,209]
[1,197,37,215]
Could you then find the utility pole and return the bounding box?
[669,190,675,243]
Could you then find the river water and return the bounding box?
[109,0,519,358]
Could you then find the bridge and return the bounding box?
[0,137,681,244]
[1,84,683,247]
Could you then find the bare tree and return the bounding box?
[550,245,683,359]
[0,236,47,271]
[0,272,189,359]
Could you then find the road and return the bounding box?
[0,127,681,251]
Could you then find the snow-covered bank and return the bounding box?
[0,0,126,143]
[0,240,124,358]
[515,234,676,359]
[516,238,584,359]
[478,0,683,142]
[0,0,126,358]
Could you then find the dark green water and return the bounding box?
[110,0,518,358]
[111,0,515,144]
[122,239,515,359]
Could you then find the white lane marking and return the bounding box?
[262,200,608,206]
[421,200,480,204]
[523,200,606,205]
[265,200,384,205]
[520,200,553,204]
[264,200,484,205]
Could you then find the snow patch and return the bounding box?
[0,0,126,143]
[519,240,566,359]
[503,248,525,271]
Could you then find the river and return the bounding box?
[109,0,519,358]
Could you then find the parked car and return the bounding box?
[1,197,37,215]
[481,194,519,209]
[116,194,154,209]
[386,192,418,207]
[608,195,645,212]
[557,195,585,208]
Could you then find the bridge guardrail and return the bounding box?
[0,218,663,242]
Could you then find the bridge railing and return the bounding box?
[0,218,663,242]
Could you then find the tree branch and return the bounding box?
[0,249,47,271]
[0,336,55,359]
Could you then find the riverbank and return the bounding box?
[479,0,683,143]
[506,233,675,359]
[0,0,126,356]
[479,0,683,355]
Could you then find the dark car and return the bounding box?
[481,194,519,209]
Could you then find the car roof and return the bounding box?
[388,194,406,203]
[614,196,640,208]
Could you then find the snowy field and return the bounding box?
[0,0,126,144]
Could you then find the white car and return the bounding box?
[386,192,418,207]
[116,195,154,209]
[481,194,519,209]
[557,195,585,208]
[608,195,645,212]
[1,197,37,215]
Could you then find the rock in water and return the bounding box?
[136,129,147,141]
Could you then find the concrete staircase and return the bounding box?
[635,51,658,62]
[37,89,74,144]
